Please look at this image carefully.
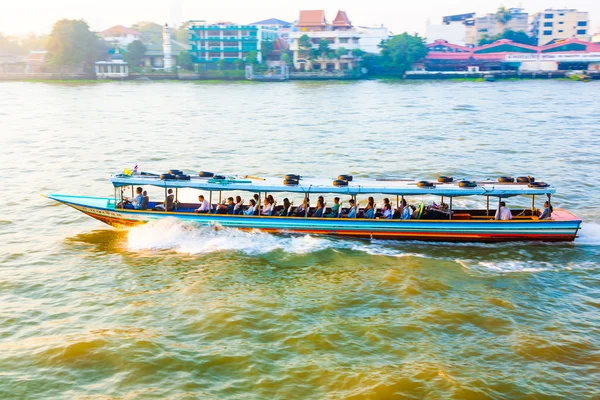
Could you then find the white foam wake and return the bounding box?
[575,223,600,246]
[127,218,335,255]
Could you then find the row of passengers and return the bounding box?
[194,194,414,219]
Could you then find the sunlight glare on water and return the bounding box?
[0,80,599,398]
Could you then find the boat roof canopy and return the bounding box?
[110,173,556,198]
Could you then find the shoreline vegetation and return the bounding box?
[1,71,597,83]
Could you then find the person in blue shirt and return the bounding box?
[539,201,553,220]
[124,187,144,209]
[346,199,357,218]
[244,199,256,216]
[401,199,412,220]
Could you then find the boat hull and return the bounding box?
[46,194,582,243]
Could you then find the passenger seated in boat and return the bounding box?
[364,197,375,219]
[344,199,357,218]
[382,204,393,219]
[325,197,341,217]
[139,191,149,210]
[244,199,256,216]
[494,201,512,220]
[401,200,412,220]
[280,198,291,216]
[378,198,390,218]
[195,195,210,213]
[539,201,553,220]
[261,198,273,216]
[216,197,235,214]
[122,187,144,209]
[312,200,324,218]
[234,196,244,214]
[295,197,309,216]
[155,189,174,211]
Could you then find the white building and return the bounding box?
[593,31,600,43]
[98,25,142,47]
[531,9,590,45]
[356,26,389,53]
[95,60,129,79]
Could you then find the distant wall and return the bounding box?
[0,73,95,81]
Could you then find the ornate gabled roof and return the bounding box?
[99,25,141,37]
[332,10,352,27]
[297,10,327,27]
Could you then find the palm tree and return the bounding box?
[496,6,513,26]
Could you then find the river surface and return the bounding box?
[1,80,600,399]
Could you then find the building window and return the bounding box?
[577,29,587,35]
[544,13,553,19]
[543,22,553,27]
[339,38,348,44]
[559,21,564,24]
[543,30,552,35]
[558,30,563,33]
[577,21,587,27]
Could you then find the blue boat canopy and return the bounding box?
[110,173,556,198]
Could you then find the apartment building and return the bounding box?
[531,9,590,45]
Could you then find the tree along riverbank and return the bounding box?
[1,70,598,82]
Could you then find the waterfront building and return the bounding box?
[426,13,475,46]
[531,9,590,46]
[188,21,278,64]
[356,26,390,54]
[143,40,188,69]
[250,18,292,41]
[421,38,600,72]
[24,51,47,73]
[98,25,142,47]
[475,8,529,44]
[290,10,369,71]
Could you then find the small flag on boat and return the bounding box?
[134,163,138,172]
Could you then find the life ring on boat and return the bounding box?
[437,176,453,183]
[160,173,176,180]
[338,174,353,182]
[175,174,191,180]
[458,180,477,188]
[528,182,549,188]
[213,175,226,180]
[417,181,435,188]
[333,179,348,187]
[517,176,535,183]
[498,176,514,183]
[283,178,299,186]
[285,174,300,180]
[169,169,183,175]
[198,171,214,177]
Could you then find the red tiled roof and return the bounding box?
[99,25,141,37]
[332,10,352,27]
[25,51,47,63]
[541,38,600,52]
[297,10,327,27]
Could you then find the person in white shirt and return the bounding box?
[244,199,256,216]
[261,198,273,216]
[494,201,513,220]
[195,195,210,213]
[234,196,244,214]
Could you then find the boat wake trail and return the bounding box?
[575,223,600,246]
[126,218,336,255]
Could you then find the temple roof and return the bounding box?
[297,10,327,27]
[332,10,352,27]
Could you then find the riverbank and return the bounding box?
[1,70,599,82]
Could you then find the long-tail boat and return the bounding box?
[44,170,582,242]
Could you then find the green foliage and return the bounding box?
[496,6,513,26]
[318,39,330,55]
[279,52,291,64]
[378,32,427,74]
[216,58,227,70]
[245,50,258,64]
[172,22,189,45]
[233,59,244,70]
[260,40,274,59]
[177,51,194,71]
[336,47,348,58]
[298,35,312,51]
[309,48,319,61]
[478,29,535,46]
[124,40,147,67]
[132,21,163,44]
[46,19,106,70]
[351,48,365,58]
